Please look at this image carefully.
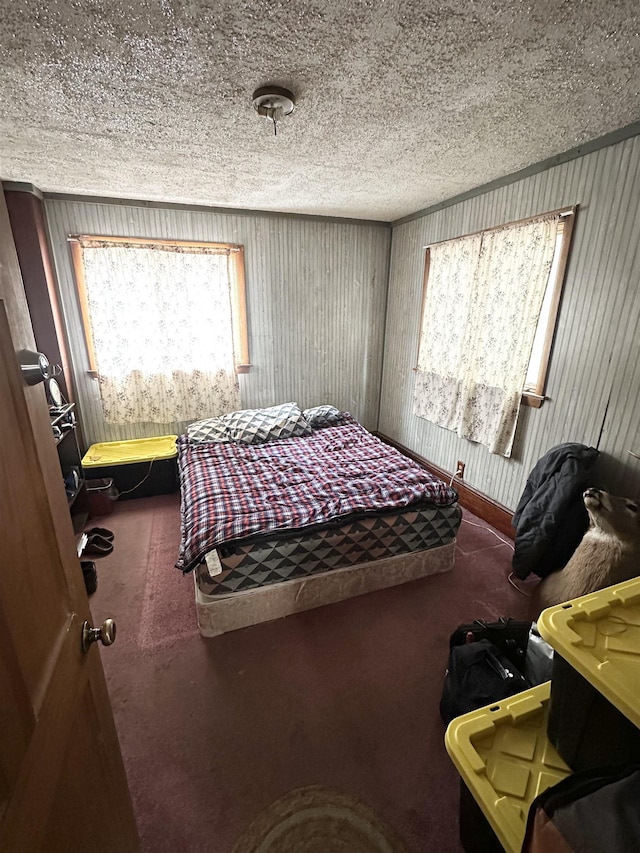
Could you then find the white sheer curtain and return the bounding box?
[414,215,560,456]
[80,243,240,424]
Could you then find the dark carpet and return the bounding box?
[89,494,531,853]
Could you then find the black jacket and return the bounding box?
[512,443,599,579]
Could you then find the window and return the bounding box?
[414,207,576,456]
[69,235,250,425]
[523,213,576,405]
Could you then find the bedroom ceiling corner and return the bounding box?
[0,0,639,221]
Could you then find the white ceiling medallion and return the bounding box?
[252,86,295,136]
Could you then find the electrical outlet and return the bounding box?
[456,460,465,479]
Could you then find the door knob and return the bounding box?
[81,618,116,653]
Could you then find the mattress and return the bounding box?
[196,501,462,596]
[177,412,459,573]
[178,407,461,636]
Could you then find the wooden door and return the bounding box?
[0,192,138,851]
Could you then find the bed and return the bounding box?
[176,403,461,636]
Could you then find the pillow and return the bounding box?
[187,416,232,445]
[226,402,313,444]
[303,405,344,428]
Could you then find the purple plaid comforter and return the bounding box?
[176,414,458,572]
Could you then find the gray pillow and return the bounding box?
[226,402,312,444]
[303,405,344,428]
[187,415,232,445]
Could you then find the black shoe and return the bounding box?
[85,526,115,541]
[85,534,114,556]
[81,560,97,595]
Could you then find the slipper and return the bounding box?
[85,526,114,541]
[85,534,114,556]
[81,561,97,595]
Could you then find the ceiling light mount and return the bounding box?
[252,85,295,136]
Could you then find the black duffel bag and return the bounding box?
[448,617,531,670]
[439,638,530,725]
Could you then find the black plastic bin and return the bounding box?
[547,653,640,771]
[81,436,178,501]
[459,780,503,853]
[84,458,177,501]
[86,477,119,517]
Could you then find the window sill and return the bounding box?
[87,367,254,378]
[522,392,545,408]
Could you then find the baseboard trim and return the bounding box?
[376,432,515,541]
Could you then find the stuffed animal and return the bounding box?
[533,488,640,614]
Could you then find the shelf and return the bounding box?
[50,402,75,427]
[55,425,75,447]
[54,401,88,534]
[72,511,89,536]
[67,478,85,508]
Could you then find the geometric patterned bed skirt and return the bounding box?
[194,540,457,637]
[195,502,462,597]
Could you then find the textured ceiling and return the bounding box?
[1,0,639,221]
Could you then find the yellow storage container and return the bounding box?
[537,576,640,729]
[537,577,640,770]
[81,436,178,501]
[82,435,178,467]
[445,682,570,853]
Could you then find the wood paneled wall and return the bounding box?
[380,134,640,511]
[44,199,391,449]
[38,131,640,509]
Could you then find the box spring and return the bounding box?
[195,541,457,637]
[193,501,461,637]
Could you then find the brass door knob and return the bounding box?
[81,618,116,653]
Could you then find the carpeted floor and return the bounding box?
[88,493,532,853]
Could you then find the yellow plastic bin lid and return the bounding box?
[445,682,570,853]
[82,435,178,468]
[537,576,640,729]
